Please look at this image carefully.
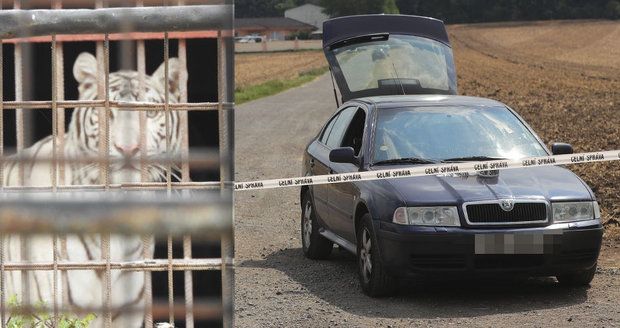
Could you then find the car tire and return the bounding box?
[557,264,597,286]
[301,192,333,260]
[357,214,398,297]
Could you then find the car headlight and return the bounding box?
[393,206,460,226]
[552,201,599,223]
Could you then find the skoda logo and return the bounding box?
[500,199,515,212]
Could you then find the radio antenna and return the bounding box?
[391,61,406,95]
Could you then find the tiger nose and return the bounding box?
[113,143,139,157]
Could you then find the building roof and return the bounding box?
[235,17,316,31]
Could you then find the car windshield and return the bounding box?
[372,106,547,163]
[333,34,456,94]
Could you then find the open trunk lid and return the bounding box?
[323,15,458,103]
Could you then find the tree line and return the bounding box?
[235,0,620,22]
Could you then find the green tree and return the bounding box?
[275,0,298,13]
[607,0,620,19]
[320,0,394,17]
[383,0,400,14]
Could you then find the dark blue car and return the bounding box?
[300,15,603,296]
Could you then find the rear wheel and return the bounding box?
[557,264,597,286]
[357,214,398,297]
[301,192,333,259]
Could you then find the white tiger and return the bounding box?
[2,52,183,327]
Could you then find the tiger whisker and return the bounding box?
[150,163,183,182]
[71,162,98,176]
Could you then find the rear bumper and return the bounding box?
[376,219,603,278]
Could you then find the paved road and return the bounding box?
[234,75,620,327]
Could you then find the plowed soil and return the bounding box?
[450,20,620,257]
[235,51,327,90]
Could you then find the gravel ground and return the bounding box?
[234,21,620,327]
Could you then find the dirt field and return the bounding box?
[235,50,327,90]
[235,20,620,327]
[450,20,620,261]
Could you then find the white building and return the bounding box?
[285,4,329,30]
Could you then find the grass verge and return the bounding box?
[235,67,328,104]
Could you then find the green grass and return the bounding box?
[235,67,329,104]
[6,294,96,328]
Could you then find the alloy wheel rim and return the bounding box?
[303,201,313,248]
[360,228,372,282]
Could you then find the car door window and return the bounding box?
[320,114,338,144]
[340,109,366,156]
[325,107,357,148]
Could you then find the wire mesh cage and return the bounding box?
[0,1,234,327]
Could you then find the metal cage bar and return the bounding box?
[0,1,234,327]
[218,28,235,328]
[0,3,4,324]
[0,5,234,39]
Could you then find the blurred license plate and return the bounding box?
[475,233,545,254]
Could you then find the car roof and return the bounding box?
[349,95,507,109]
[323,14,450,49]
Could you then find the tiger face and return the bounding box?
[70,52,183,184]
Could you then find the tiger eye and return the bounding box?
[146,110,159,118]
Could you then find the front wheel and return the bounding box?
[301,192,333,259]
[357,214,398,297]
[557,264,597,286]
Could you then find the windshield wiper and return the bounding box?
[441,156,507,163]
[372,157,438,166]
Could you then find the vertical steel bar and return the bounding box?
[13,0,24,186]
[164,29,175,327]
[134,1,153,325]
[95,0,106,187]
[177,4,190,182]
[94,1,111,324]
[141,234,153,328]
[0,3,3,321]
[0,234,4,328]
[137,48,148,179]
[60,236,68,309]
[137,45,148,182]
[134,2,153,326]
[103,34,112,328]
[218,29,235,328]
[0,10,3,191]
[51,35,58,190]
[51,34,59,328]
[176,0,194,320]
[101,233,111,328]
[167,235,174,325]
[13,0,31,313]
[52,0,65,186]
[52,0,68,312]
[183,235,194,328]
[52,236,59,328]
[164,33,171,191]
[103,35,111,189]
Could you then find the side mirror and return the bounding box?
[329,147,358,164]
[551,142,573,155]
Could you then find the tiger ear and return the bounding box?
[73,52,98,84]
[152,58,184,100]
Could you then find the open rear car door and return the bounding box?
[323,15,458,103]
